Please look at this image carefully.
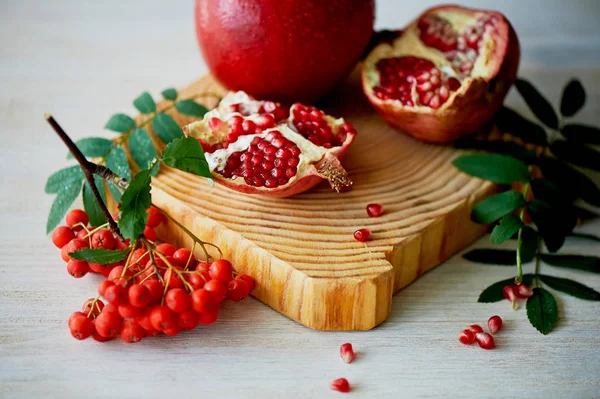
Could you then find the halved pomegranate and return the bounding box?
[362,5,520,143]
[184,92,356,197]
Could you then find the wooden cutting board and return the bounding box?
[137,69,496,331]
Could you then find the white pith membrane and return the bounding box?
[363,10,500,111]
[184,91,354,192]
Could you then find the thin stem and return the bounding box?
[514,183,531,285]
[533,237,542,288]
[45,114,123,240]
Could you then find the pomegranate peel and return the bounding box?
[361,5,520,143]
[184,92,356,197]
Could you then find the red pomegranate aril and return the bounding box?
[475,332,496,350]
[340,343,356,364]
[209,117,223,130]
[353,228,371,242]
[366,203,384,217]
[330,378,351,393]
[488,315,503,334]
[516,284,534,299]
[459,329,476,345]
[467,324,484,334]
[254,113,276,130]
[503,285,518,308]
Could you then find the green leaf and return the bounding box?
[539,254,600,274]
[515,78,559,129]
[83,175,108,226]
[491,214,523,244]
[69,248,130,265]
[472,190,525,224]
[538,275,600,301]
[453,154,530,184]
[478,274,534,303]
[531,178,576,206]
[175,100,209,118]
[454,138,537,164]
[152,113,184,144]
[539,157,600,207]
[463,249,517,265]
[118,168,152,241]
[133,92,157,114]
[560,124,600,145]
[567,232,600,243]
[520,226,539,262]
[45,165,84,194]
[105,146,131,180]
[107,181,122,203]
[560,79,586,117]
[105,113,136,133]
[527,199,578,252]
[67,137,113,159]
[494,106,548,146]
[161,88,178,101]
[527,288,558,335]
[161,136,212,179]
[46,180,82,233]
[128,128,159,176]
[549,140,600,172]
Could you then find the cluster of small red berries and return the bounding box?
[53,208,255,343]
[353,203,385,243]
[458,315,503,350]
[503,283,534,308]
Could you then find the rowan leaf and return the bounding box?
[152,113,184,144]
[82,175,108,226]
[454,137,537,163]
[560,79,586,117]
[471,190,525,224]
[161,136,212,179]
[105,146,131,180]
[46,179,82,233]
[527,199,577,252]
[494,106,548,146]
[67,137,113,159]
[105,113,136,133]
[175,100,209,118]
[107,181,122,203]
[539,157,600,207]
[45,165,84,194]
[527,288,558,335]
[491,214,523,244]
[133,92,156,114]
[118,168,152,241]
[128,128,159,176]
[549,140,600,172]
[515,78,559,129]
[161,88,178,101]
[538,275,600,301]
[453,154,531,184]
[69,248,130,265]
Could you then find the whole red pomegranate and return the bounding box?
[195,0,375,103]
[184,92,356,197]
[362,5,520,143]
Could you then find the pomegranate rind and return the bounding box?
[361,5,520,143]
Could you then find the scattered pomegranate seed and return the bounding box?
[502,285,518,309]
[353,228,371,242]
[467,324,484,334]
[515,284,534,298]
[340,343,355,364]
[330,378,351,393]
[366,203,384,217]
[487,315,503,334]
[475,332,496,350]
[458,329,476,345]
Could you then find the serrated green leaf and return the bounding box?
[520,226,539,262]
[526,288,558,335]
[175,100,209,118]
[538,274,600,301]
[539,157,600,207]
[45,165,84,194]
[472,190,525,224]
[560,124,600,145]
[454,137,537,164]
[478,274,534,302]
[118,168,152,241]
[105,146,131,181]
[46,180,82,233]
[105,113,136,133]
[133,92,156,114]
[495,106,548,146]
[539,254,600,274]
[128,128,159,176]
[83,175,108,226]
[152,113,184,144]
[515,78,559,129]
[453,154,531,184]
[107,181,122,203]
[549,140,600,172]
[560,79,586,117]
[161,88,178,101]
[491,214,523,244]
[463,249,517,265]
[161,136,212,179]
[527,199,578,252]
[67,137,113,159]
[69,248,130,265]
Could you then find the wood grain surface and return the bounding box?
[1,1,599,398]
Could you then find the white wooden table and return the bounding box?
[1,1,599,397]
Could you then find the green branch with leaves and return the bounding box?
[454,77,600,335]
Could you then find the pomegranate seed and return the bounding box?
[515,284,534,298]
[353,228,371,242]
[458,329,476,345]
[475,332,496,350]
[208,117,223,130]
[339,343,355,364]
[330,378,351,393]
[502,285,518,309]
[467,324,483,334]
[487,315,503,334]
[366,203,384,217]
